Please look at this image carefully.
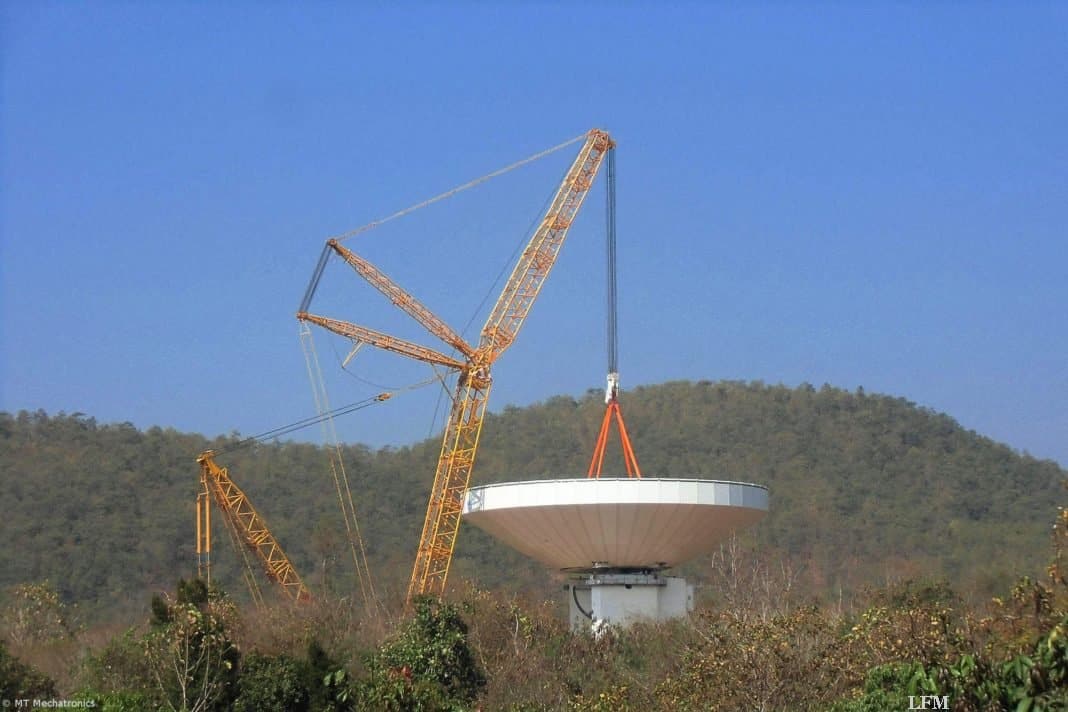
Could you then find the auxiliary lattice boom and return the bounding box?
[196,451,310,603]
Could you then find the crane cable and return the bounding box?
[420,154,576,437]
[298,131,588,315]
[220,498,266,610]
[200,351,419,608]
[329,337,441,394]
[331,133,586,245]
[212,395,390,456]
[587,145,641,478]
[300,322,380,616]
[606,147,618,376]
[306,328,445,610]
[290,130,591,599]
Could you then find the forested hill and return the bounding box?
[1,381,1063,620]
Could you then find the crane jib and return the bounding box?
[292,128,616,606]
[407,128,615,604]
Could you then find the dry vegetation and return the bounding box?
[3,513,1066,710]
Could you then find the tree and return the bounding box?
[78,628,158,706]
[143,579,240,712]
[356,597,485,710]
[0,581,74,645]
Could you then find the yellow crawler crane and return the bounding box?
[298,128,615,604]
[196,450,311,603]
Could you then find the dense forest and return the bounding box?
[2,380,1066,709]
[1,381,1061,620]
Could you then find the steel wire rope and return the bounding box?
[328,335,436,393]
[300,133,584,440]
[190,382,397,608]
[295,132,591,605]
[303,328,445,618]
[300,324,379,614]
[605,147,618,376]
[299,133,586,315]
[213,396,388,456]
[416,146,572,439]
[324,333,453,445]
[456,156,571,341]
[218,498,266,609]
[303,326,377,607]
[422,157,572,439]
[425,366,457,440]
[330,133,586,245]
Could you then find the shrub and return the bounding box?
[356,597,485,711]
[0,638,56,699]
[234,652,310,712]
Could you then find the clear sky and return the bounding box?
[2,2,1066,466]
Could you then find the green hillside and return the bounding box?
[0,381,1061,619]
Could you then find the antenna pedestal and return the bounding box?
[462,478,768,630]
[566,568,693,632]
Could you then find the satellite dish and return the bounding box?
[463,478,768,572]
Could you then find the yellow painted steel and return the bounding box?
[479,130,614,361]
[197,451,311,603]
[408,369,492,601]
[407,129,615,603]
[325,239,476,360]
[296,312,466,370]
[196,484,214,581]
[298,129,615,605]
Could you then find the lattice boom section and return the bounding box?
[407,381,491,601]
[200,458,311,603]
[327,240,474,358]
[297,312,465,370]
[406,129,614,604]
[480,129,613,359]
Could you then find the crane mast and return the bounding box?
[298,128,615,604]
[196,451,311,603]
[409,130,615,601]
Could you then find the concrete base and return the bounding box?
[566,572,693,632]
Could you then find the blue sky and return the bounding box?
[2,3,1066,466]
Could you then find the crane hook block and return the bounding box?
[605,372,620,404]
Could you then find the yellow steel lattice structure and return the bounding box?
[196,450,311,603]
[299,128,615,604]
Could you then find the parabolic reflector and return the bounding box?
[462,478,768,571]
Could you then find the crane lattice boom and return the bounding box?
[409,129,615,601]
[480,132,613,358]
[296,312,466,370]
[297,128,615,605]
[196,451,311,603]
[325,239,476,360]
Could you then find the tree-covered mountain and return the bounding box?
[1,381,1061,620]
